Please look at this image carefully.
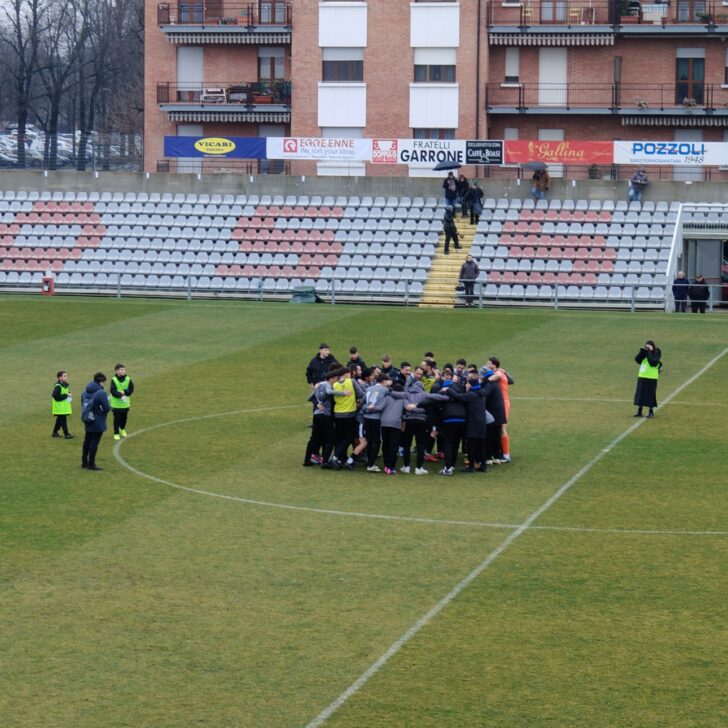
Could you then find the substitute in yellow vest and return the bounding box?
[110,363,135,440]
[633,340,662,418]
[51,370,74,439]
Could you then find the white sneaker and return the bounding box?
[500,455,511,463]
[400,466,411,474]
[485,458,495,465]
[415,467,428,475]
[366,465,381,472]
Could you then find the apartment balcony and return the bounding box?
[487,0,728,41]
[157,81,291,122]
[486,82,728,119]
[158,2,291,44]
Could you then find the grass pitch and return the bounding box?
[1,295,727,728]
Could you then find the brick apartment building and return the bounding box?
[146,0,728,178]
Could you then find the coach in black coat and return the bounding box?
[483,379,506,462]
[445,376,488,472]
[306,343,336,386]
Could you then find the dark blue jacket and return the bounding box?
[82,381,111,433]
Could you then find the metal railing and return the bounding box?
[158,1,291,26]
[486,83,721,110]
[6,275,724,312]
[486,0,728,26]
[156,158,290,174]
[157,80,291,105]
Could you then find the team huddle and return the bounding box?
[304,346,512,475]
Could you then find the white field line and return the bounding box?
[303,346,728,728]
[114,385,728,535]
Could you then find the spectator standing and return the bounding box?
[81,372,110,471]
[672,271,689,312]
[689,273,710,313]
[443,171,458,207]
[306,343,336,387]
[443,205,460,255]
[628,167,649,203]
[456,173,469,218]
[633,340,662,418]
[531,169,550,202]
[51,370,74,439]
[466,183,484,225]
[459,255,480,307]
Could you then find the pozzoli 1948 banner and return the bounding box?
[613,141,728,166]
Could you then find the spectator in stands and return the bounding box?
[459,255,480,307]
[81,372,110,471]
[347,346,366,370]
[689,273,710,313]
[628,167,649,203]
[456,173,470,217]
[466,182,484,225]
[443,171,458,207]
[443,205,460,255]
[671,270,689,312]
[531,169,550,202]
[51,370,74,439]
[306,343,336,387]
[633,340,662,418]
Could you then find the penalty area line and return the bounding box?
[303,346,728,728]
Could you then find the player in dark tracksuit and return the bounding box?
[445,375,488,472]
[304,369,347,467]
[482,375,507,464]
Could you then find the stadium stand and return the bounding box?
[0,188,696,309]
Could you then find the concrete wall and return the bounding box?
[2,170,728,203]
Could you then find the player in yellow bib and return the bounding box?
[51,370,74,439]
[110,363,135,440]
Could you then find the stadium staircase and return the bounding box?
[420,219,477,307]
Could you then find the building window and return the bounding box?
[259,47,285,81]
[505,48,520,84]
[676,51,705,105]
[322,60,363,82]
[413,128,456,140]
[321,48,364,82]
[414,65,456,82]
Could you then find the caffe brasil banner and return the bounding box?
[504,141,614,165]
[613,140,728,166]
[164,136,728,166]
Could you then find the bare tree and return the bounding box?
[0,0,50,168]
[36,0,89,169]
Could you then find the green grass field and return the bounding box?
[1,295,727,728]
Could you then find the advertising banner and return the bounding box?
[267,137,371,161]
[504,140,613,165]
[394,139,467,165]
[163,136,266,159]
[466,141,503,165]
[613,141,728,166]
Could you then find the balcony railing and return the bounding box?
[487,0,728,27]
[486,83,722,110]
[158,1,291,26]
[157,81,292,105]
